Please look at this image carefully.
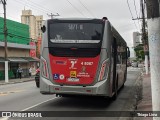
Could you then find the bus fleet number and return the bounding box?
[81,62,93,66]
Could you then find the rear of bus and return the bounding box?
[40,18,112,97]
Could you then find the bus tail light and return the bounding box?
[55,88,60,90]
[86,90,91,93]
[41,57,49,79]
[98,59,109,81]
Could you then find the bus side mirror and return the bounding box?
[127,47,130,58]
[41,25,46,33]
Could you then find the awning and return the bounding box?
[21,57,39,62]
[0,57,5,63]
[8,57,28,63]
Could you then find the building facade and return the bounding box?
[21,10,43,58]
[21,10,36,40]
[133,32,141,57]
[133,32,141,48]
[0,17,37,80]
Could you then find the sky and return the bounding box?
[0,0,142,57]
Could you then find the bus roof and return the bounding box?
[46,17,109,22]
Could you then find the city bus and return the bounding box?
[40,17,130,100]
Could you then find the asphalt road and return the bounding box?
[0,81,54,111]
[0,67,142,120]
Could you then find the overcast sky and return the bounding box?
[0,0,142,57]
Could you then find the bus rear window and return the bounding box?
[49,23,103,43]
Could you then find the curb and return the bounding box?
[133,71,152,120]
[119,69,143,120]
[0,79,34,85]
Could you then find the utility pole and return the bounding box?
[1,0,7,60]
[141,0,149,75]
[47,13,59,19]
[146,0,160,119]
[1,0,8,83]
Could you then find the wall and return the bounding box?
[0,17,30,45]
[35,15,43,38]
[0,64,4,71]
[29,16,36,40]
[0,47,30,57]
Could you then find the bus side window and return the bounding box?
[112,37,116,57]
[117,54,121,64]
[122,46,127,64]
[117,45,120,64]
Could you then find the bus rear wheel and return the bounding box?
[36,82,39,88]
[112,78,118,100]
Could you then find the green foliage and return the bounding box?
[134,44,145,60]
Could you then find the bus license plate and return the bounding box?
[67,78,79,82]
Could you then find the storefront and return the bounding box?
[0,57,39,80]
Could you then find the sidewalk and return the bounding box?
[135,72,152,120]
[137,73,152,111]
[0,77,34,85]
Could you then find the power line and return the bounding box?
[117,23,136,29]
[27,0,59,15]
[14,0,54,16]
[133,0,141,29]
[66,0,85,17]
[127,0,138,30]
[15,0,47,13]
[1,0,8,60]
[133,0,139,19]
[127,0,134,19]
[141,0,147,44]
[78,0,95,17]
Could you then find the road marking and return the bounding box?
[0,92,8,96]
[0,90,24,97]
[0,97,58,120]
[0,90,25,120]
[0,94,7,96]
[21,97,58,111]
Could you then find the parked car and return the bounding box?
[131,62,138,67]
[35,68,40,88]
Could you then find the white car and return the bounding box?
[131,62,138,67]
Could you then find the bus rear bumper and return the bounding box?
[40,77,110,97]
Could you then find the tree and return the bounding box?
[134,44,145,60]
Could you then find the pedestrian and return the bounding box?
[29,67,32,78]
[17,66,23,79]
[13,68,17,79]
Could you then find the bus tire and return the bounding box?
[121,83,124,88]
[121,67,127,89]
[36,82,39,88]
[112,77,118,100]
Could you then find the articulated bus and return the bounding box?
[40,17,130,100]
